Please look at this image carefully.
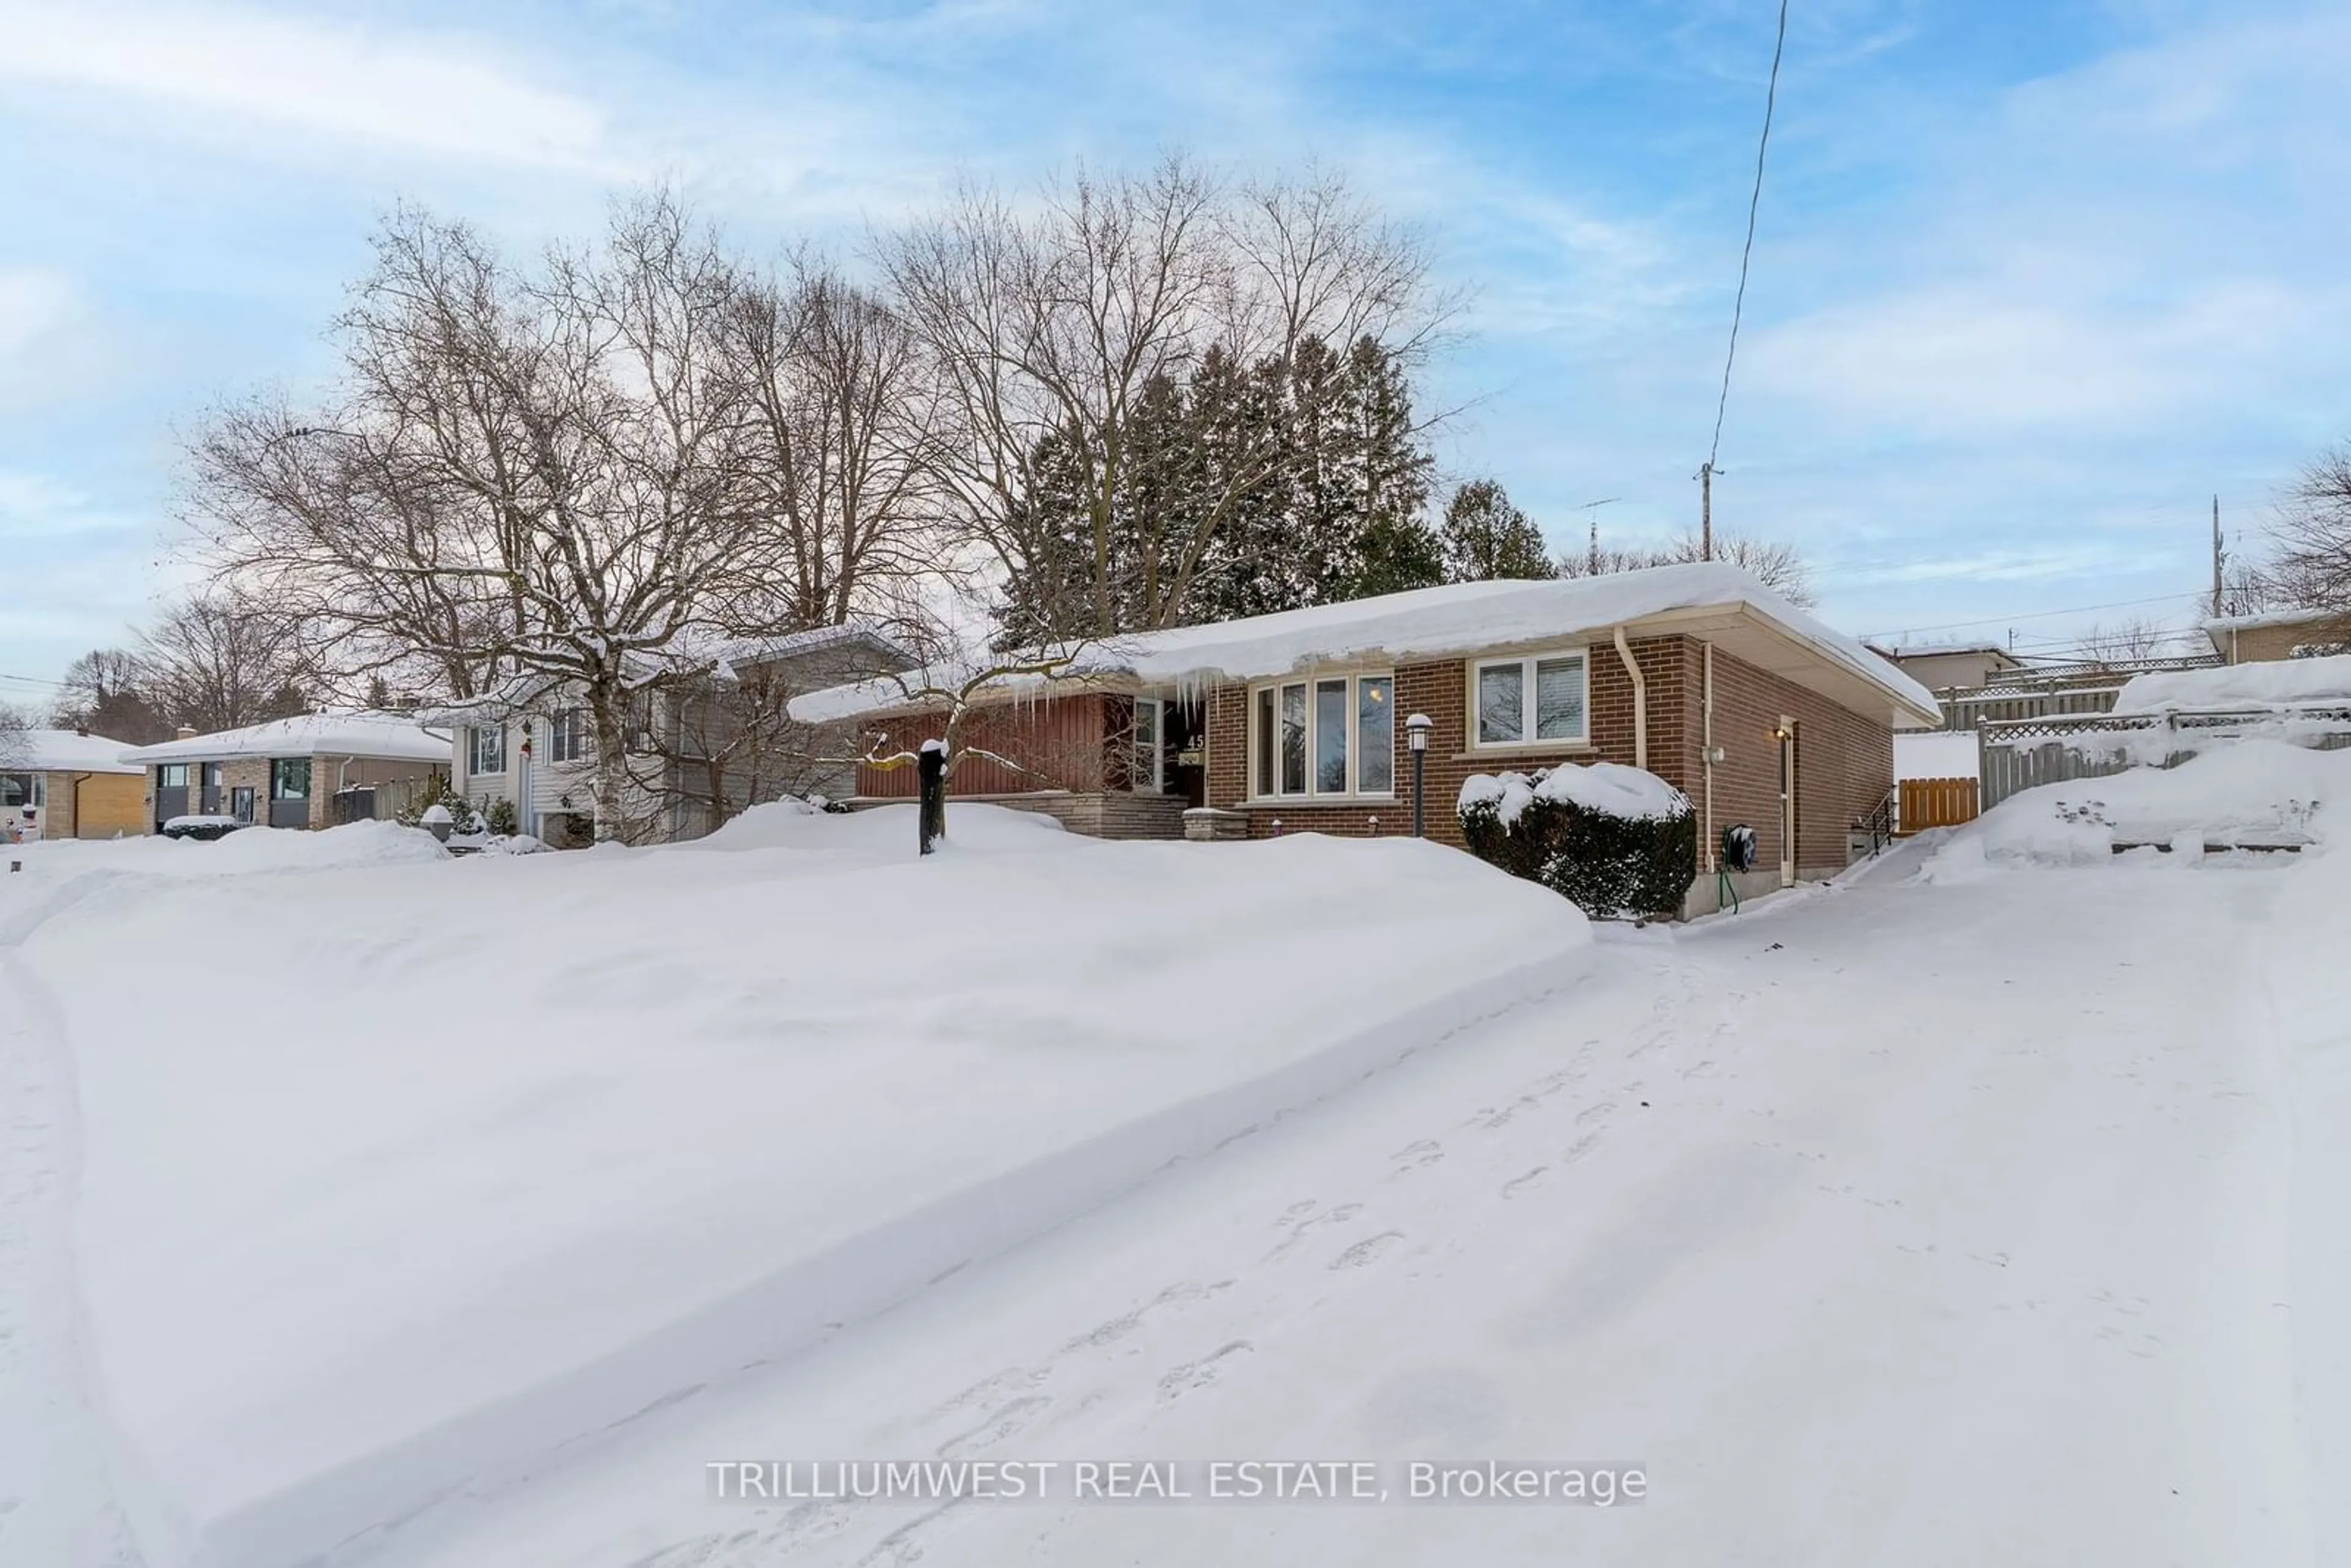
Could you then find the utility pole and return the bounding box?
[1698,463,1716,561]
[2210,494,2224,617]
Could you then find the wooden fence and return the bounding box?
[1898,776,1980,834]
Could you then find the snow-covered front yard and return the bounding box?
[6,760,2350,1567]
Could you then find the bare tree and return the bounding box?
[50,648,174,743]
[0,702,29,770]
[879,156,1448,638]
[189,194,782,842]
[723,257,948,628]
[1554,530,1816,607]
[141,591,317,732]
[2072,615,2180,669]
[2267,445,2351,613]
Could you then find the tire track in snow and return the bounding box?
[0,948,144,1566]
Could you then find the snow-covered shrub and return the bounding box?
[1458,762,1697,918]
[483,797,520,837]
[396,775,479,834]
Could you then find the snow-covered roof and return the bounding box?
[2200,605,2351,634]
[415,625,916,726]
[119,713,451,765]
[792,565,1943,729]
[2111,653,2351,715]
[7,729,144,775]
[1866,639,2017,662]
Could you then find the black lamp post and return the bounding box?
[1405,713,1433,837]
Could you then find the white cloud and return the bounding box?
[1746,279,2315,432]
[0,1,615,171]
[0,269,81,358]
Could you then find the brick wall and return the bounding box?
[1695,645,1893,879]
[1203,636,1695,847]
[1201,635,1891,879]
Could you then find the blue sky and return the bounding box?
[2,0,2345,702]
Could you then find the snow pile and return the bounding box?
[10,804,1588,1568]
[5,820,448,895]
[2112,653,2351,714]
[1925,740,2351,877]
[1459,761,1689,827]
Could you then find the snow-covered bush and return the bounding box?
[396,775,479,835]
[1458,762,1697,918]
[483,796,520,837]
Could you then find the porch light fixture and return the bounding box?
[1405,713,1434,838]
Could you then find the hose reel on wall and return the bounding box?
[1718,823,1758,913]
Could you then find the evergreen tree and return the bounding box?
[1440,479,1555,582]
[994,334,1439,640]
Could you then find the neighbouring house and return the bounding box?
[790,563,1942,914]
[435,625,916,847]
[1,728,148,841]
[119,714,451,833]
[2203,606,2351,664]
[1865,639,2028,693]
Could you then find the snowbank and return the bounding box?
[2112,653,2351,714]
[12,805,1589,1568]
[1924,740,2350,877]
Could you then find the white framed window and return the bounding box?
[470,724,506,775]
[1247,672,1395,800]
[1472,650,1589,748]
[1132,697,1163,793]
[548,708,589,765]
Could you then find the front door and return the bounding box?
[1777,718,1798,887]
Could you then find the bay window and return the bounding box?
[1248,672,1395,799]
[1472,650,1589,748]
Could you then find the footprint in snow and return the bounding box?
[1329,1231,1406,1270]
[1501,1168,1548,1199]
[1158,1341,1253,1401]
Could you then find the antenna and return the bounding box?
[1575,497,1621,575]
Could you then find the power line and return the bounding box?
[1859,589,2214,642]
[1706,0,1790,474]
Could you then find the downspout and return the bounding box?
[1703,643,1717,873]
[1611,626,1648,771]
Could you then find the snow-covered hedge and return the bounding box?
[1458,762,1697,918]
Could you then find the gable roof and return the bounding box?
[8,729,145,775]
[792,564,1942,730]
[119,713,450,766]
[416,623,918,726]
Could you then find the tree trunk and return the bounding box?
[588,682,632,845]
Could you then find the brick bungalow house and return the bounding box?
[2,729,147,841]
[2202,606,2351,664]
[121,714,451,832]
[790,564,1942,913]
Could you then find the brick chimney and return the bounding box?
[175,724,198,740]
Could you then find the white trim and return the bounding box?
[468,724,507,776]
[1468,647,1591,750]
[1133,697,1164,793]
[1243,670,1398,803]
